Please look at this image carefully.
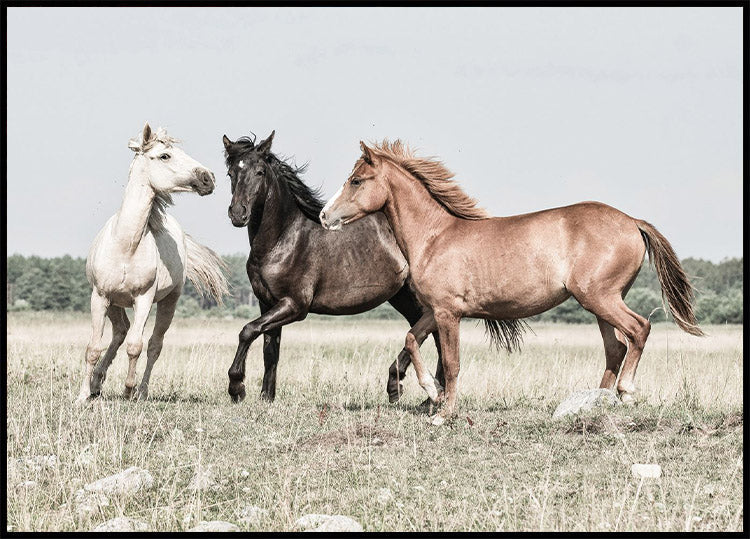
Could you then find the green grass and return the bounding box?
[5,312,743,532]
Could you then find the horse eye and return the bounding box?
[159,153,171,161]
[351,179,361,187]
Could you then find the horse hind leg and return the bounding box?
[76,291,110,404]
[136,288,180,400]
[90,306,130,396]
[596,317,627,391]
[584,296,651,403]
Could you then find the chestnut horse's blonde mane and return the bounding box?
[368,139,489,220]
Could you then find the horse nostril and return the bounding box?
[320,211,327,222]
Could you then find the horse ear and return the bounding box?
[142,122,152,144]
[257,130,275,154]
[360,141,375,165]
[222,135,233,151]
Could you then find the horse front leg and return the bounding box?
[228,297,303,403]
[432,309,461,425]
[402,312,442,403]
[76,291,110,405]
[136,288,180,400]
[123,292,155,399]
[260,325,282,402]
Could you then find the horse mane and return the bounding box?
[368,139,489,220]
[225,138,325,223]
[148,192,173,232]
[368,139,490,220]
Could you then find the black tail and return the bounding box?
[484,318,530,353]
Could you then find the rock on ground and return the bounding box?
[552,389,621,418]
[294,514,363,532]
[188,520,240,532]
[84,466,153,496]
[631,463,662,479]
[237,505,268,525]
[91,517,149,532]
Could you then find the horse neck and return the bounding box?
[382,164,458,264]
[249,175,303,257]
[114,158,157,255]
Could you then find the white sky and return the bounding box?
[6,7,743,261]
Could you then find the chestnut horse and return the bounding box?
[320,140,703,423]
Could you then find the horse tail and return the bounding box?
[484,318,530,353]
[636,220,704,336]
[184,234,230,306]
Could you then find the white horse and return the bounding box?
[77,123,229,404]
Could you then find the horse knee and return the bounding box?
[126,340,143,358]
[85,345,101,365]
[239,323,258,343]
[404,332,418,353]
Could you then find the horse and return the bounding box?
[77,123,229,404]
[320,139,704,423]
[222,131,443,403]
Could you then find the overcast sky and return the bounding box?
[7,7,742,262]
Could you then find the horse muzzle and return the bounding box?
[193,168,215,196]
[319,210,343,231]
[228,204,250,227]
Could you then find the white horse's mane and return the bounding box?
[128,127,180,154]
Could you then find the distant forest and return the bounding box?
[5,254,743,325]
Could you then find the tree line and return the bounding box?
[6,254,743,325]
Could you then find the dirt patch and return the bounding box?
[297,422,400,449]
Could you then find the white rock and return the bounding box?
[188,520,240,532]
[73,489,110,517]
[237,505,268,525]
[377,488,394,504]
[631,463,662,479]
[552,389,621,418]
[188,466,217,491]
[294,514,363,532]
[91,517,149,532]
[85,466,153,496]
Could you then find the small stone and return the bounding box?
[294,514,363,532]
[431,415,445,426]
[85,466,153,496]
[377,488,394,504]
[412,485,425,493]
[237,505,268,525]
[91,517,149,532]
[631,463,662,479]
[240,470,250,478]
[188,520,239,532]
[552,389,621,418]
[188,466,217,491]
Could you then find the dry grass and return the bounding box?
[5,312,743,532]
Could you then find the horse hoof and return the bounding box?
[620,392,636,405]
[259,390,275,403]
[388,386,403,404]
[229,383,246,403]
[430,415,445,426]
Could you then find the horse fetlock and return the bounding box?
[419,375,440,402]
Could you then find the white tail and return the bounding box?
[185,234,230,305]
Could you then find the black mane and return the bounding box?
[225,138,325,223]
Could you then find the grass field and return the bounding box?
[5,312,743,532]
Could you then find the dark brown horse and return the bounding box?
[321,140,703,423]
[222,132,442,403]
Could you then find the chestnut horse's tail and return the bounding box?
[185,234,230,306]
[636,220,704,336]
[484,318,530,353]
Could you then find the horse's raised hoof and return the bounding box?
[229,382,246,403]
